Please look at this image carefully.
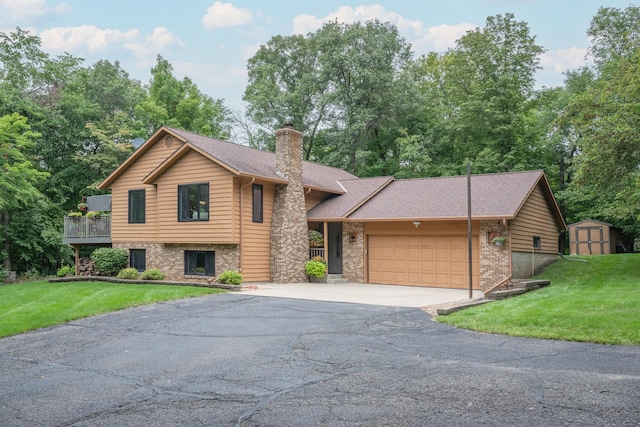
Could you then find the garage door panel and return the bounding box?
[368,234,479,289]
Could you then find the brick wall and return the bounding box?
[113,242,239,282]
[343,222,364,283]
[479,220,511,290]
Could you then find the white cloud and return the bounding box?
[541,47,588,73]
[412,23,476,53]
[40,25,139,52]
[292,5,475,54]
[202,1,253,30]
[0,0,70,24]
[40,25,183,59]
[124,27,185,58]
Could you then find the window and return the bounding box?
[178,183,209,221]
[184,250,215,276]
[128,189,145,223]
[533,236,542,250]
[129,249,146,272]
[252,184,263,223]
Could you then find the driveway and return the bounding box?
[0,293,638,426]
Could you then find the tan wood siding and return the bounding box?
[365,221,480,289]
[510,185,560,254]
[238,179,275,282]
[110,138,184,243]
[154,150,235,244]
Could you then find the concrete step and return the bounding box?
[512,279,551,291]
[326,274,348,284]
[436,299,491,315]
[486,288,527,300]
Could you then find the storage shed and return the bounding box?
[568,219,629,255]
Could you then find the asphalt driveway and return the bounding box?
[1,292,638,426]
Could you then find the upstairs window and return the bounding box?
[128,189,145,223]
[252,184,263,223]
[178,183,209,221]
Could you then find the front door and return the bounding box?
[327,222,343,274]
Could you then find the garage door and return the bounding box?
[368,235,479,289]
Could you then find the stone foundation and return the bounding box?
[343,222,364,283]
[113,243,239,282]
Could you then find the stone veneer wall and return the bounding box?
[270,126,310,283]
[113,242,239,282]
[342,222,364,283]
[479,220,511,290]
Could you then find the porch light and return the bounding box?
[413,221,421,228]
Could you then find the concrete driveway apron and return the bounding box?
[0,292,638,426]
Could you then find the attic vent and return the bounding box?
[165,135,174,147]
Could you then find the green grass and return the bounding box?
[0,280,226,338]
[438,253,640,345]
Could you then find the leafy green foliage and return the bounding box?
[116,267,139,279]
[56,265,73,277]
[217,270,243,285]
[91,248,128,276]
[305,259,326,278]
[439,254,640,345]
[140,268,165,280]
[0,281,225,337]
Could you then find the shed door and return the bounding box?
[575,226,605,255]
[368,235,478,289]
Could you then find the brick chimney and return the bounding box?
[270,124,310,283]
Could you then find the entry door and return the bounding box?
[327,222,343,274]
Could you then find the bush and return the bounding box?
[308,230,324,247]
[217,270,243,285]
[305,260,326,278]
[0,268,9,283]
[141,268,165,280]
[116,267,139,279]
[91,248,128,276]
[56,265,73,277]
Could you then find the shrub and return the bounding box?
[91,248,128,276]
[0,268,9,283]
[141,268,165,280]
[308,230,324,247]
[305,259,326,278]
[217,270,243,285]
[56,265,73,277]
[117,268,139,279]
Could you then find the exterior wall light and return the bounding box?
[413,221,421,228]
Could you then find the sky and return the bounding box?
[0,0,635,110]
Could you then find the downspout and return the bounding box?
[239,177,255,273]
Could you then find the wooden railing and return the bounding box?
[64,216,111,240]
[309,248,324,259]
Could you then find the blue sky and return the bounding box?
[0,0,634,110]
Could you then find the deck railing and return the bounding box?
[63,216,111,241]
[309,248,324,259]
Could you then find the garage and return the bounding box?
[368,233,479,289]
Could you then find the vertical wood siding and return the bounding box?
[510,185,560,254]
[110,137,184,243]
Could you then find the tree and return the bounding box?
[587,5,640,67]
[0,113,49,271]
[136,55,230,138]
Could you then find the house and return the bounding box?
[66,124,566,291]
[567,219,630,255]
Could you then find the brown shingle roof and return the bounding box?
[347,170,556,221]
[168,127,356,193]
[307,176,395,220]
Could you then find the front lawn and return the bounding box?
[438,253,640,345]
[0,280,225,338]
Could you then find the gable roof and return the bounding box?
[99,126,357,193]
[307,176,395,220]
[346,170,566,228]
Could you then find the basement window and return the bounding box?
[184,250,215,276]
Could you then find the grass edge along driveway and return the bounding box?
[0,280,225,338]
[438,253,640,345]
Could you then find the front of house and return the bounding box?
[65,125,566,292]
